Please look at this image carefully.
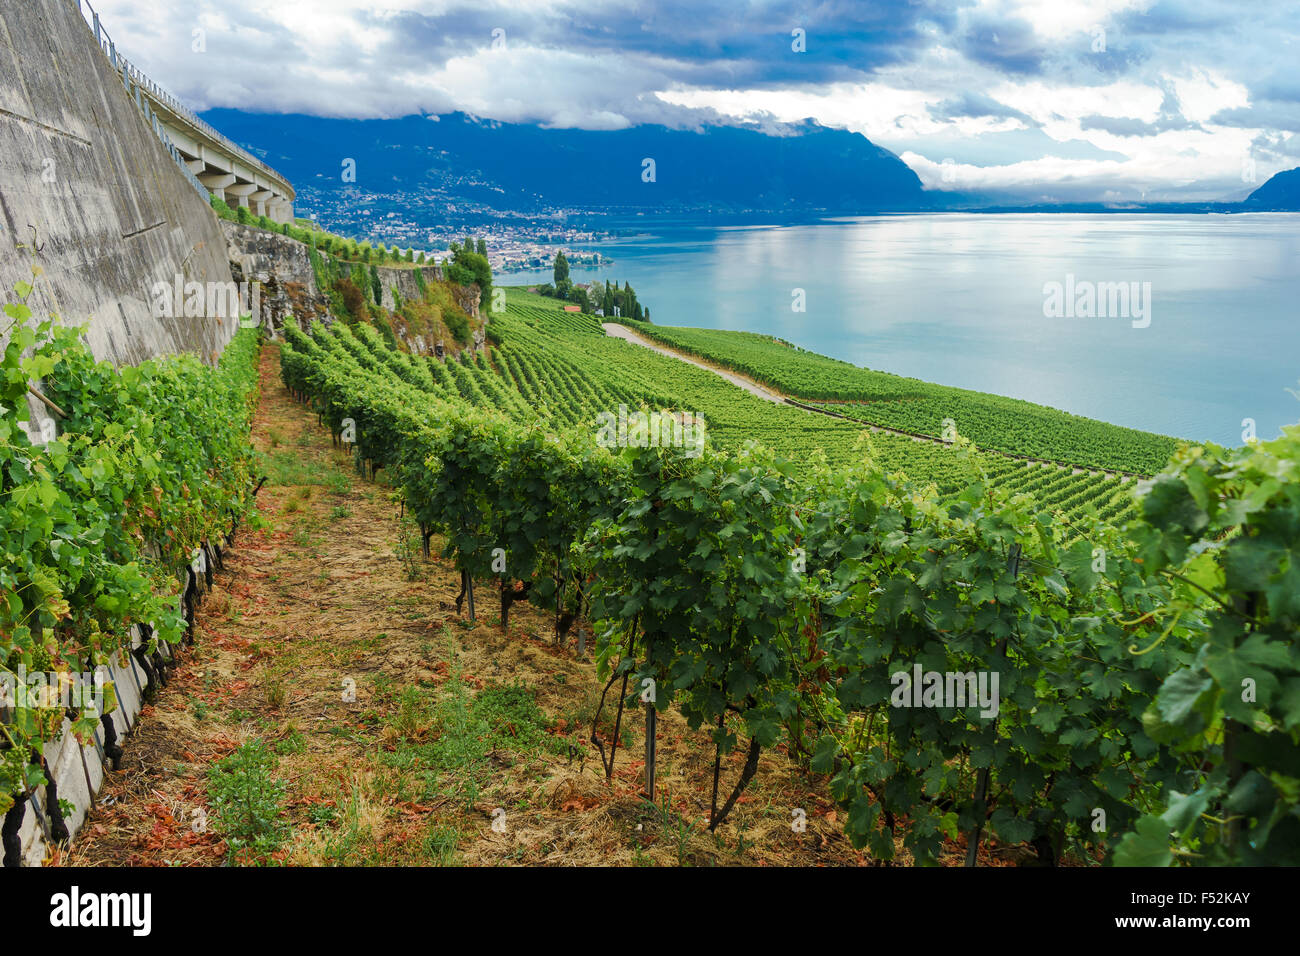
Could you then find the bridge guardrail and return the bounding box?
[75,0,291,199]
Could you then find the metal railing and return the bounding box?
[76,0,292,198]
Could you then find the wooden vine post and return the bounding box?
[964,543,1021,867]
[643,681,657,800]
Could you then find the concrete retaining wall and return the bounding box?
[0,0,236,368]
[0,0,250,866]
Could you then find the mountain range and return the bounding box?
[202,110,930,214]
[1245,166,1300,209]
[203,109,1300,219]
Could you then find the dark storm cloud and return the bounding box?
[957,14,1045,76]
[372,0,957,90]
[929,91,1037,126]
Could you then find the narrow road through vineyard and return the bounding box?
[66,344,908,867]
[601,322,787,403]
[603,321,1138,480]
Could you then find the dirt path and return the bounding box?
[64,342,909,868]
[602,322,786,403]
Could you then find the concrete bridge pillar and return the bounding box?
[225,182,257,210]
[267,198,293,224]
[198,172,236,203]
[250,189,273,218]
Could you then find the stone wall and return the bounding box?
[220,220,330,329]
[218,221,488,353]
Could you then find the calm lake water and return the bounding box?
[502,213,1300,447]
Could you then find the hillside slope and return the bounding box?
[613,319,1184,475]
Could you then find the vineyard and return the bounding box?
[617,318,1184,475]
[5,279,1298,868]
[490,292,1141,527]
[266,296,1299,866]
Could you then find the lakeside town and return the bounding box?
[293,184,616,273]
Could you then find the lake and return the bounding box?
[501,213,1300,447]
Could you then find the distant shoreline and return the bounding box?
[929,202,1299,215]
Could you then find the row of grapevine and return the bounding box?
[281,316,1300,865]
[1,283,263,841]
[491,293,1138,528]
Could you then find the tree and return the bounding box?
[553,251,569,285]
[476,238,488,257]
[447,245,492,313]
[369,264,382,306]
[567,285,591,313]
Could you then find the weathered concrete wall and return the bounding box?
[0,0,236,367]
[0,0,247,866]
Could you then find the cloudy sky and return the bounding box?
[92,0,1300,201]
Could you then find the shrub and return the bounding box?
[334,277,366,323]
[444,309,471,345]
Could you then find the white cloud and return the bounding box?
[83,0,1300,199]
[1168,69,1250,124]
